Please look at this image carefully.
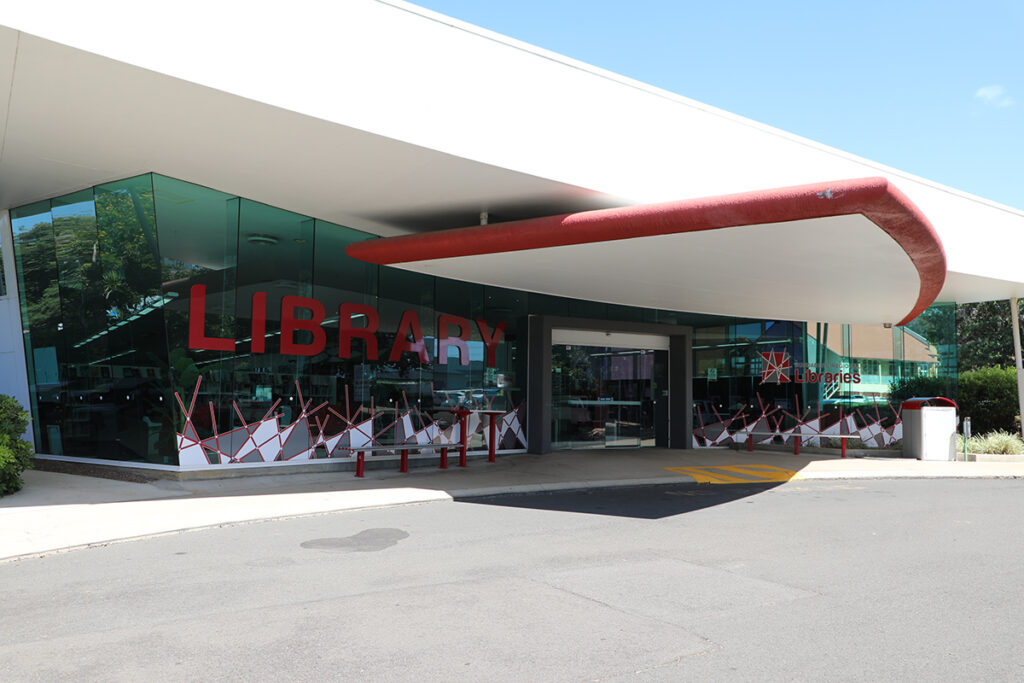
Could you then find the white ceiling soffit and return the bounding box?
[940,272,1024,305]
[0,25,617,236]
[390,216,919,325]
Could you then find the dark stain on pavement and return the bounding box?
[301,528,410,552]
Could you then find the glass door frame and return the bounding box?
[527,315,693,454]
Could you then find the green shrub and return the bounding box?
[0,395,33,496]
[956,430,1024,455]
[958,366,1019,434]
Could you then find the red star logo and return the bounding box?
[760,350,791,384]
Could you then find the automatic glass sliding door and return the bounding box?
[551,344,667,450]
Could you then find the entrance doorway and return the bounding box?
[550,331,669,450]
[527,317,691,454]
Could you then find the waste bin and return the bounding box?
[900,397,958,460]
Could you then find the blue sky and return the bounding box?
[413,0,1024,210]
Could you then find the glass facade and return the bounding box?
[692,307,957,446]
[8,173,959,464]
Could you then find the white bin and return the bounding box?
[901,397,957,461]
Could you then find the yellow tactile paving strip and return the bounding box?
[666,464,802,484]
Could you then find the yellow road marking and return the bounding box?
[665,467,755,484]
[719,465,802,480]
[666,464,802,484]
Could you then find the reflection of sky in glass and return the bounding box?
[11,211,51,235]
[51,200,95,218]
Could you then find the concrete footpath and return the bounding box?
[3,447,1024,562]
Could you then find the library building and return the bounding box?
[0,2,1021,473]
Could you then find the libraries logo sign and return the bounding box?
[759,350,792,383]
[759,349,861,385]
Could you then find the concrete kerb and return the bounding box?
[34,450,513,482]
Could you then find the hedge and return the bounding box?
[958,366,1019,434]
[0,395,34,496]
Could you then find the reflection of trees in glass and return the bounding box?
[906,303,954,347]
[553,346,602,396]
[12,214,63,451]
[15,220,61,347]
[902,303,957,400]
[94,186,161,321]
[53,213,107,348]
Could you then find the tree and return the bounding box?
[957,301,1017,371]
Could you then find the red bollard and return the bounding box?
[747,435,754,452]
[356,451,365,478]
[459,414,468,467]
[401,448,409,473]
[794,436,800,456]
[841,439,847,458]
[440,446,448,469]
[488,415,498,463]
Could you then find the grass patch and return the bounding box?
[956,430,1024,455]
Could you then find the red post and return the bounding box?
[401,448,409,473]
[440,446,448,469]
[794,435,800,456]
[841,438,847,459]
[356,451,365,478]
[488,414,498,463]
[459,413,469,467]
[747,435,754,452]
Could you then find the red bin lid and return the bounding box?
[900,397,957,410]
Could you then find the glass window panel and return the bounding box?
[528,292,569,317]
[155,174,240,465]
[11,201,63,453]
[605,303,644,323]
[568,298,606,320]
[91,174,169,462]
[901,302,957,399]
[434,277,485,442]
[51,189,109,459]
[484,285,527,416]
[310,219,378,439]
[377,265,434,432]
[234,199,315,450]
[846,323,899,406]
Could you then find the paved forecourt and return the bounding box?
[4,447,1024,561]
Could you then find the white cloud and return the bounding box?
[975,84,1013,108]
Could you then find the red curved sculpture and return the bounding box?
[347,177,945,326]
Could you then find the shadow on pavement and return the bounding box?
[457,481,786,520]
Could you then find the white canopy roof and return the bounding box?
[0,0,1022,321]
